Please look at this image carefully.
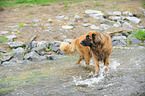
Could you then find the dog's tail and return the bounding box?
[60,40,77,54]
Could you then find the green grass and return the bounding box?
[0,36,8,43]
[0,0,83,7]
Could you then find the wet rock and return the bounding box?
[5,35,17,42]
[0,31,9,35]
[7,42,25,48]
[31,46,45,54]
[113,11,121,16]
[62,25,73,30]
[122,22,133,28]
[123,11,133,16]
[37,41,48,47]
[125,17,141,24]
[32,19,39,23]
[24,51,41,61]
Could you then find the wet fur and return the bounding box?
[60,34,92,65]
[81,31,113,74]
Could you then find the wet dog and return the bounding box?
[60,34,92,65]
[80,31,112,74]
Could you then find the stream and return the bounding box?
[0,46,145,96]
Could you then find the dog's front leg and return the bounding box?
[93,56,99,75]
[104,56,110,72]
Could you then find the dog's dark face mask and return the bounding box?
[80,35,93,47]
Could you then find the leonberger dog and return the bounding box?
[60,34,92,65]
[80,31,112,75]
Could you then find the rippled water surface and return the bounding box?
[0,46,145,96]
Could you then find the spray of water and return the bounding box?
[73,59,120,87]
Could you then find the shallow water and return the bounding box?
[0,46,145,96]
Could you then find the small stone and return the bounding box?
[82,23,91,27]
[32,19,39,23]
[100,24,110,30]
[37,41,48,47]
[62,25,73,30]
[56,15,65,20]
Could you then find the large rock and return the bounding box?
[100,24,110,30]
[109,16,122,21]
[24,51,41,61]
[12,47,24,60]
[125,17,141,24]
[112,35,127,46]
[7,42,25,48]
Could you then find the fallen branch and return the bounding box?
[24,35,37,54]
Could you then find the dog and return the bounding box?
[60,34,92,65]
[80,31,112,74]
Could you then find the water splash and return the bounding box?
[73,59,120,87]
[73,66,107,87]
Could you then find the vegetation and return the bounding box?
[0,0,83,7]
[131,29,145,42]
[0,36,8,43]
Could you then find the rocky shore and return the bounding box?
[0,9,145,65]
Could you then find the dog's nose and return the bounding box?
[80,41,83,45]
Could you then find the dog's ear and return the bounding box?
[92,33,105,45]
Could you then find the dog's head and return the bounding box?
[80,31,105,47]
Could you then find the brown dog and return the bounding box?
[80,31,112,74]
[60,34,92,65]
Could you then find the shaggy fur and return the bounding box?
[60,34,92,65]
[81,31,113,74]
